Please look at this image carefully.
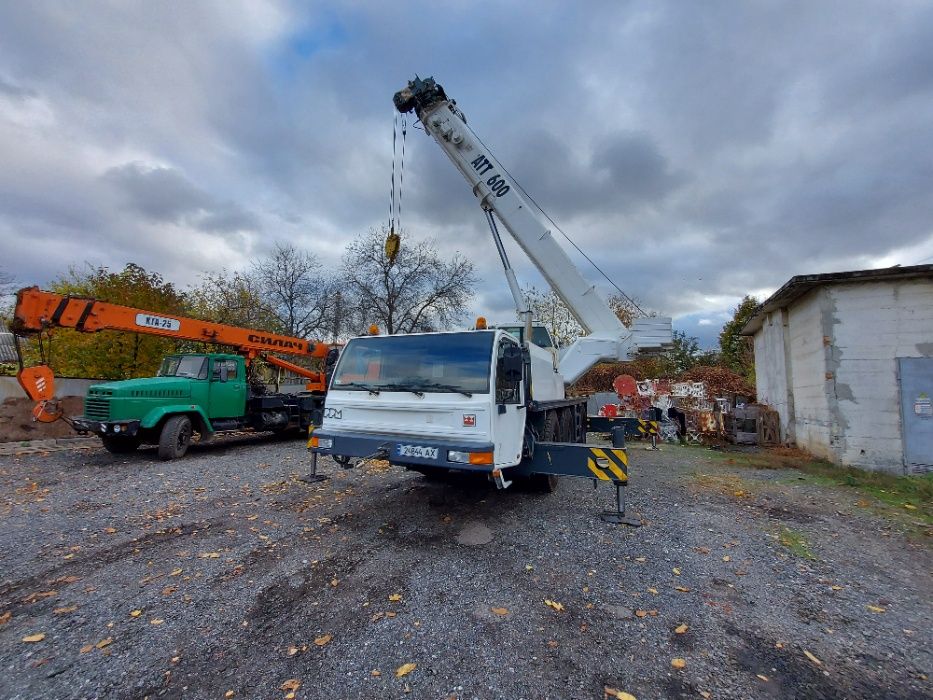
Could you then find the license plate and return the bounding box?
[397,444,439,459]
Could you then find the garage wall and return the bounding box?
[786,289,834,461]
[829,279,933,472]
[753,308,794,441]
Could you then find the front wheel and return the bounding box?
[158,415,193,460]
[101,435,140,454]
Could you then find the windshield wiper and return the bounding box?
[411,382,473,397]
[381,383,425,398]
[337,381,381,395]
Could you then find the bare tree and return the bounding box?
[252,242,337,338]
[342,229,476,335]
[189,269,278,331]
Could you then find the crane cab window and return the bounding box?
[212,359,238,380]
[495,339,522,404]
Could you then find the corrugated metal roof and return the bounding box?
[0,321,18,363]
[741,264,933,335]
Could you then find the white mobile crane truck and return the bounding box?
[309,76,672,521]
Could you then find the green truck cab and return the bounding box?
[72,353,324,459]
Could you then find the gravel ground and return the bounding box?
[0,435,930,700]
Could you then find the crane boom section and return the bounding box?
[13,287,329,360]
[396,89,623,337]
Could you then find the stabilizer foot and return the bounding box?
[298,474,328,484]
[600,512,642,527]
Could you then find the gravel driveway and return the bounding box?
[0,436,929,699]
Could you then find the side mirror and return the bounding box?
[498,345,523,383]
[218,364,229,383]
[325,347,340,368]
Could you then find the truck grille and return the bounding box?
[84,397,111,420]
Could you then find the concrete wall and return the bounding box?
[753,308,794,441]
[753,277,933,473]
[829,279,933,471]
[0,376,99,401]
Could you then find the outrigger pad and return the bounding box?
[601,512,642,527]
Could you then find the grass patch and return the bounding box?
[778,527,816,560]
[708,447,933,525]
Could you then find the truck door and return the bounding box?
[209,358,246,419]
[492,337,525,467]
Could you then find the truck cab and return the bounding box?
[311,329,571,484]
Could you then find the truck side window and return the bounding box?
[496,341,521,404]
[212,360,238,380]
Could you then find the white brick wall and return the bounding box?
[752,277,933,473]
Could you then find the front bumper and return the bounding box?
[73,417,141,438]
[309,429,496,472]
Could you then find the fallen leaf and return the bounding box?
[672,567,681,575]
[385,611,397,619]
[53,605,77,614]
[757,674,769,682]
[314,634,332,646]
[150,619,164,625]
[199,552,220,559]
[671,658,686,669]
[722,556,731,562]
[674,624,689,634]
[22,633,45,643]
[80,643,93,654]
[395,663,416,678]
[0,611,10,625]
[371,670,381,677]
[388,593,402,602]
[544,599,564,612]
[524,564,534,571]
[675,586,692,593]
[903,504,917,510]
[634,557,646,562]
[804,650,822,666]
[604,687,638,700]
[280,679,301,692]
[867,605,886,613]
[287,646,300,657]
[330,578,339,587]
[162,586,177,596]
[130,610,142,618]
[490,607,509,616]
[700,692,711,699]
[285,694,295,700]
[694,546,711,554]
[647,587,658,595]
[831,585,843,591]
[635,610,648,618]
[775,642,785,649]
[547,640,559,648]
[225,692,235,699]
[169,568,183,577]
[96,637,112,649]
[104,528,117,534]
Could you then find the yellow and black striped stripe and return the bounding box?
[637,419,659,435]
[586,447,628,482]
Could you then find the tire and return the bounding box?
[529,412,560,493]
[158,415,193,460]
[101,435,140,454]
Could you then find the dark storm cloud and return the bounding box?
[102,163,261,234]
[1,0,932,341]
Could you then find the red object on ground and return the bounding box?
[613,374,638,397]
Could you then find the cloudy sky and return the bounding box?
[1,1,932,347]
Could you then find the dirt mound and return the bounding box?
[0,396,85,442]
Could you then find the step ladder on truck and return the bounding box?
[309,76,672,523]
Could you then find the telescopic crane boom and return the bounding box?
[394,77,673,383]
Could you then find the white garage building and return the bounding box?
[742,264,933,474]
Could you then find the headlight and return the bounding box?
[447,450,469,464]
[113,425,122,433]
[316,437,333,449]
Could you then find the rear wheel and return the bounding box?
[529,411,560,493]
[158,415,193,460]
[101,435,140,454]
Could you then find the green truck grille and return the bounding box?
[84,397,111,421]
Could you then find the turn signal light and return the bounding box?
[468,451,494,465]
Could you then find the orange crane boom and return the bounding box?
[12,287,335,417]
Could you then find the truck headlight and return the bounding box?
[447,450,469,464]
[113,425,122,433]
[311,436,333,449]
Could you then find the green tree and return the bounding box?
[659,330,701,375]
[43,263,188,379]
[719,295,759,382]
[188,268,279,331]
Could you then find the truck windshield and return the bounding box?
[331,332,494,395]
[158,356,208,379]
